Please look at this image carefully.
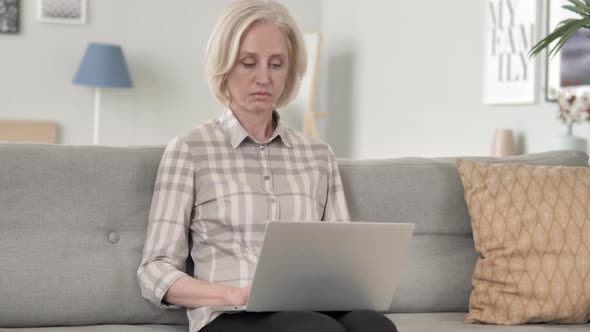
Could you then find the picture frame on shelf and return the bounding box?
[38,0,86,24]
[0,0,19,34]
[546,0,590,100]
[483,0,539,105]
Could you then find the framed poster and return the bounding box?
[0,0,19,34]
[483,0,539,104]
[38,0,86,24]
[546,0,590,100]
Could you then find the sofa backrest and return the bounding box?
[0,144,188,327]
[338,150,589,313]
[0,144,587,327]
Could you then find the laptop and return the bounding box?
[210,221,415,313]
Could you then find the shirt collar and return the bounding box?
[218,109,292,149]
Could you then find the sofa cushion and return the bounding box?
[387,313,590,332]
[0,144,189,327]
[338,150,589,313]
[457,159,590,324]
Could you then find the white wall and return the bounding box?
[320,0,582,159]
[2,0,580,159]
[0,0,321,146]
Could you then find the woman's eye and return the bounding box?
[270,63,282,69]
[242,62,255,68]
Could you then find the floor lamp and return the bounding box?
[73,43,133,145]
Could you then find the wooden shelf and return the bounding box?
[0,120,57,144]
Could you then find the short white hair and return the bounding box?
[205,0,307,108]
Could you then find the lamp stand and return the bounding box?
[93,87,101,145]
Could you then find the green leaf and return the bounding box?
[528,0,590,59]
[548,20,586,57]
[530,20,576,57]
[566,0,590,12]
[566,0,590,17]
[529,17,590,58]
[563,5,589,17]
[556,18,584,28]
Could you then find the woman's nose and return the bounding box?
[255,67,270,85]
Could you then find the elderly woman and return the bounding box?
[137,1,397,331]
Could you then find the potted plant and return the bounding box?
[529,0,590,152]
[529,0,590,58]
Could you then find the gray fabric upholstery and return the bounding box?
[0,145,188,327]
[387,313,589,331]
[0,144,588,330]
[338,151,590,313]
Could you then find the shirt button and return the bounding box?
[108,232,119,244]
[259,145,266,151]
[269,197,276,204]
[264,175,271,181]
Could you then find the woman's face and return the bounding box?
[226,21,290,115]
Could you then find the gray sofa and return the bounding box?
[0,144,589,332]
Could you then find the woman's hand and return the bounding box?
[224,284,252,306]
[160,277,253,308]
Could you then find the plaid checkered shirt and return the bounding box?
[137,109,351,332]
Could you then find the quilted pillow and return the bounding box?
[456,159,590,325]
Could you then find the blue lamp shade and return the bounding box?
[73,43,133,88]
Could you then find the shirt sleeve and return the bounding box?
[322,145,351,222]
[137,138,194,310]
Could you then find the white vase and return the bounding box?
[491,128,515,157]
[546,124,587,152]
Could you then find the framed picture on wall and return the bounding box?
[0,0,19,34]
[546,0,590,100]
[281,32,324,139]
[483,0,539,105]
[38,0,87,24]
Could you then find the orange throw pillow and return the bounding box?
[457,159,590,325]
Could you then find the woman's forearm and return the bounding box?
[163,276,245,308]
